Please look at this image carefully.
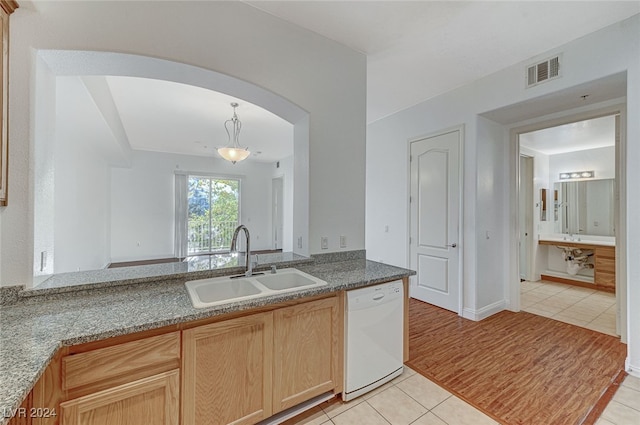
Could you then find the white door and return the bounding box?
[272,177,284,250]
[410,129,461,313]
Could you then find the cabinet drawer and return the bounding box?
[63,332,180,394]
[60,370,180,425]
[596,256,615,273]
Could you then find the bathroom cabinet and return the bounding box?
[594,246,615,289]
[539,240,616,292]
[0,1,17,206]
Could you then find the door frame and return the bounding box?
[508,103,627,342]
[518,154,534,281]
[406,124,465,315]
[271,176,284,250]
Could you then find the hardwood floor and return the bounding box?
[407,299,627,425]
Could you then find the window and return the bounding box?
[187,176,240,255]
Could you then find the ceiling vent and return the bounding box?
[526,55,561,88]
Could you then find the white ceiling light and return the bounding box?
[217,102,250,164]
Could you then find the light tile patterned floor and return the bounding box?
[520,279,617,336]
[597,375,640,425]
[283,367,498,425]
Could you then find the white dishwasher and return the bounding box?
[343,280,404,401]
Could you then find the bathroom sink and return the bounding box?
[185,268,327,308]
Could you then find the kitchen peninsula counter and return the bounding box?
[0,255,414,425]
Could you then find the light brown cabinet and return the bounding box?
[182,312,274,425]
[182,295,342,425]
[26,332,181,425]
[0,0,17,206]
[594,246,616,289]
[272,296,342,413]
[59,332,181,425]
[59,370,179,425]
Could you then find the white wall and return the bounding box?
[110,150,276,263]
[549,146,615,183]
[366,15,640,373]
[2,1,366,286]
[475,117,509,314]
[274,155,294,253]
[33,74,115,274]
[32,55,56,276]
[53,139,111,273]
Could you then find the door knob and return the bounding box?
[447,243,457,248]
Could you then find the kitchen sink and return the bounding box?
[255,269,322,291]
[185,268,327,308]
[193,278,261,304]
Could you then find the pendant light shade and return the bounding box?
[217,146,251,163]
[217,102,250,164]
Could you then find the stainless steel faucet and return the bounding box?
[230,225,252,276]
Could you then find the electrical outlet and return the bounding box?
[321,237,328,250]
[298,236,303,249]
[340,235,347,248]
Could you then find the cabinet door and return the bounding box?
[272,296,342,413]
[182,312,273,425]
[59,370,179,425]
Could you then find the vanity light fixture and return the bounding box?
[559,170,595,180]
[217,102,250,164]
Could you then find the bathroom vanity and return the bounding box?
[538,238,616,292]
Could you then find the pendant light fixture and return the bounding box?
[217,102,250,164]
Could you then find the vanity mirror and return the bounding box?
[554,178,615,236]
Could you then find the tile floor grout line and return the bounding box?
[362,399,393,425]
[393,381,445,413]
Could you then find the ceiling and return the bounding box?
[247,1,640,123]
[104,77,294,162]
[40,1,640,162]
[519,114,616,155]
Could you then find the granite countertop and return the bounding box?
[0,256,414,425]
[26,251,313,296]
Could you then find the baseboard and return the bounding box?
[462,300,506,321]
[626,358,640,378]
[541,274,614,293]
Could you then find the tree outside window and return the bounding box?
[187,177,239,254]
